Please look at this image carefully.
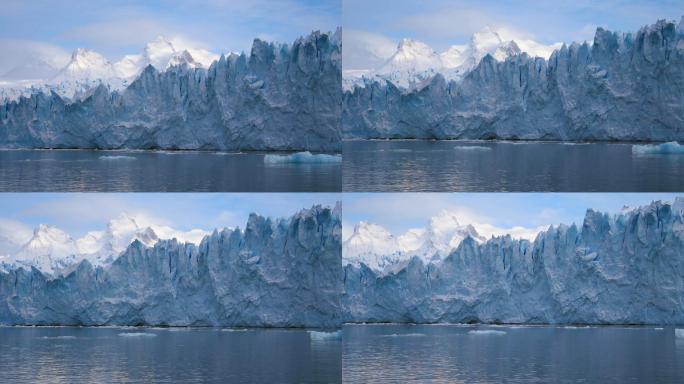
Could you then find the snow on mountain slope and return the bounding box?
[0,36,220,101]
[345,26,559,90]
[10,225,80,275]
[0,213,209,275]
[344,210,492,273]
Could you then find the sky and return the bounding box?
[0,193,340,239]
[342,193,683,240]
[343,0,684,70]
[0,0,340,75]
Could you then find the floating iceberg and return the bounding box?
[308,330,342,340]
[99,155,137,160]
[632,142,684,155]
[454,145,491,151]
[676,329,684,338]
[263,151,342,164]
[379,333,426,337]
[468,330,507,336]
[38,336,77,340]
[118,332,157,337]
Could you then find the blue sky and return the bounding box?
[344,0,684,69]
[343,193,683,237]
[0,193,339,237]
[0,0,339,73]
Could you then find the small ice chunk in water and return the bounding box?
[118,332,157,337]
[264,151,341,164]
[308,330,342,340]
[468,330,506,336]
[632,142,684,155]
[99,155,137,160]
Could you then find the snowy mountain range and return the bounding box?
[344,26,562,90]
[0,36,220,101]
[0,213,208,275]
[343,210,546,273]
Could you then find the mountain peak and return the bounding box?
[471,25,503,48]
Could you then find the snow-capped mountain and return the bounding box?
[344,26,561,89]
[0,36,220,101]
[0,213,208,275]
[343,210,487,272]
[10,225,81,274]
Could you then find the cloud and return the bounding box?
[474,223,549,241]
[0,0,340,66]
[342,29,397,70]
[0,219,33,256]
[0,39,70,78]
[61,19,182,51]
[393,6,496,45]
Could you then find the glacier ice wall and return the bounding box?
[0,30,341,152]
[343,19,684,142]
[0,205,342,327]
[343,200,684,325]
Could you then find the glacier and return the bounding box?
[343,198,684,325]
[0,30,341,152]
[343,18,684,142]
[0,204,342,327]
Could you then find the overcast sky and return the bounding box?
[0,0,340,74]
[0,193,339,238]
[343,0,684,70]
[343,193,683,240]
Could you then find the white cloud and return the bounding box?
[474,223,549,242]
[342,29,397,70]
[0,39,70,78]
[393,6,495,45]
[0,218,33,256]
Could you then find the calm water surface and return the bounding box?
[0,150,341,192]
[343,140,684,191]
[0,327,341,383]
[343,324,684,383]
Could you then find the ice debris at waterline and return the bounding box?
[0,30,341,152]
[342,198,684,325]
[468,330,507,336]
[379,333,426,338]
[0,204,342,327]
[99,155,137,160]
[308,330,342,340]
[118,333,157,338]
[454,145,491,151]
[343,18,684,142]
[632,142,684,155]
[263,151,342,164]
